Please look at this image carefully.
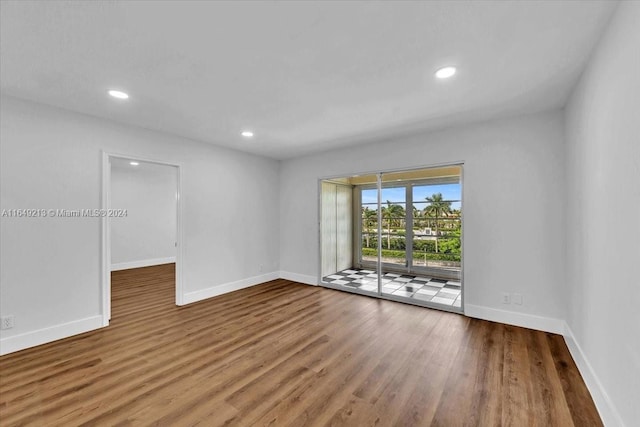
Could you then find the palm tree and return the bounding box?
[412,205,424,231]
[382,201,405,249]
[423,193,452,253]
[362,207,377,248]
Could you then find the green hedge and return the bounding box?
[361,247,460,262]
[362,237,460,254]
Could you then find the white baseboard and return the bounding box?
[279,271,318,286]
[563,323,625,427]
[0,315,104,356]
[111,257,176,271]
[464,304,565,334]
[182,271,279,305]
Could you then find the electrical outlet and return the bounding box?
[512,294,523,305]
[1,315,14,330]
[501,293,511,304]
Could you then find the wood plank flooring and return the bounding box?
[0,264,602,426]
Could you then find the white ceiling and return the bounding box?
[0,1,617,159]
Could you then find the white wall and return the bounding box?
[320,181,353,277]
[110,159,177,269]
[565,2,640,426]
[280,110,567,329]
[0,96,280,354]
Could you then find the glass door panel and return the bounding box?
[320,174,379,295]
[379,175,408,298]
[356,186,380,293]
[360,188,378,264]
[379,187,406,267]
[411,183,462,279]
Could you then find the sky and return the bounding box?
[362,183,461,210]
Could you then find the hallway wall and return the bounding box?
[111,159,177,269]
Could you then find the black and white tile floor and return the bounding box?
[323,268,461,308]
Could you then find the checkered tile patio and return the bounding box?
[323,268,461,309]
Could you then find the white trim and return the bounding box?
[101,152,111,326]
[175,165,184,306]
[279,271,318,286]
[316,179,323,287]
[317,161,466,181]
[111,257,177,271]
[464,304,564,334]
[182,272,280,305]
[101,151,183,324]
[0,316,103,356]
[563,323,626,427]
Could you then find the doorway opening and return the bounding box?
[101,153,182,325]
[319,164,463,312]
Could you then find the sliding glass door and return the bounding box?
[320,165,463,312]
[358,181,461,277]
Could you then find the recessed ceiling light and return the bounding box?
[241,130,254,138]
[129,161,139,166]
[435,66,456,79]
[108,90,129,99]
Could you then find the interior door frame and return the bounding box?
[100,151,184,326]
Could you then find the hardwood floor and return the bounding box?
[0,264,602,426]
